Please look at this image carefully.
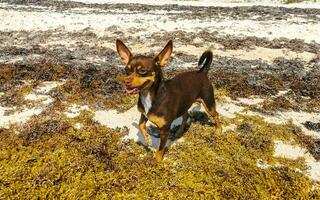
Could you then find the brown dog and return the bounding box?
[116,39,222,161]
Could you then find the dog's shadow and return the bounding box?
[132,122,174,150]
[170,104,215,139]
[131,103,215,149]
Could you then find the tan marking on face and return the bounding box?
[137,65,142,70]
[130,72,155,88]
[127,65,131,69]
[116,75,126,83]
[148,114,166,128]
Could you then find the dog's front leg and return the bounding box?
[139,114,151,146]
[156,128,169,162]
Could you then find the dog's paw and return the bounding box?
[155,151,164,162]
[215,127,222,135]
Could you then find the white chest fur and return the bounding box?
[141,92,152,114]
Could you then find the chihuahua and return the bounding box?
[116,39,222,161]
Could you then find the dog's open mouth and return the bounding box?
[124,80,153,95]
[125,87,140,95]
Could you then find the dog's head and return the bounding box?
[116,39,173,94]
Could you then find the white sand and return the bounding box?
[274,140,306,159]
[245,110,320,139]
[24,81,65,105]
[175,45,316,64]
[3,43,315,66]
[36,81,65,93]
[275,90,291,97]
[63,104,89,118]
[217,102,245,119]
[256,159,272,170]
[73,123,82,129]
[1,1,318,66]
[93,106,181,148]
[237,97,265,105]
[1,4,319,43]
[58,0,320,9]
[274,140,320,181]
[24,94,54,105]
[257,139,320,182]
[0,106,43,128]
[0,81,64,128]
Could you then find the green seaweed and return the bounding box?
[52,79,136,112]
[1,63,319,199]
[1,110,319,199]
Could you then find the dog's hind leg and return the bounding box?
[200,86,222,135]
[175,112,189,138]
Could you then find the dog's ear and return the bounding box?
[116,39,133,65]
[154,40,173,67]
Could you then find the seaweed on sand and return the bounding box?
[0,110,319,199]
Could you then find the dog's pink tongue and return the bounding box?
[126,88,140,95]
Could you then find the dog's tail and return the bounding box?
[198,50,213,73]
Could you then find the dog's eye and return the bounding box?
[139,69,148,75]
